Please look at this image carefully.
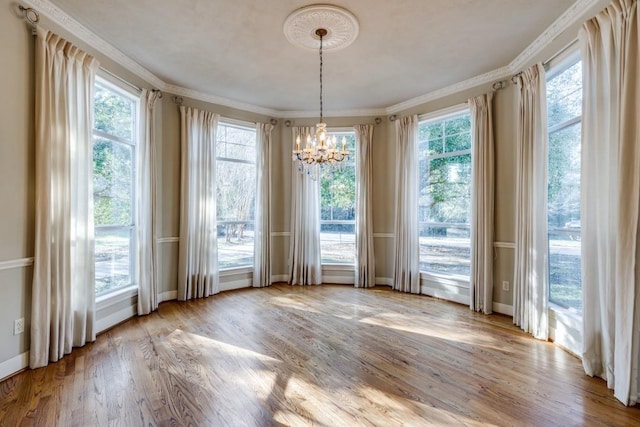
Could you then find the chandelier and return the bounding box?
[292,28,349,174]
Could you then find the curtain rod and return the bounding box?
[543,39,578,67]
[512,38,579,83]
[99,67,142,93]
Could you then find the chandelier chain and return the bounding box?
[319,32,323,124]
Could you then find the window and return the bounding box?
[216,121,257,269]
[418,111,472,277]
[320,131,356,264]
[93,78,138,297]
[546,57,582,311]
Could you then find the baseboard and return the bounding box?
[271,274,288,283]
[375,277,393,286]
[492,302,514,316]
[96,305,137,334]
[219,279,251,292]
[0,351,29,381]
[422,286,469,306]
[159,290,177,303]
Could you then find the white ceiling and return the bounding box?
[47,0,577,114]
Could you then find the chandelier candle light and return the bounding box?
[285,5,359,175]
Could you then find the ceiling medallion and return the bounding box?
[283,4,359,51]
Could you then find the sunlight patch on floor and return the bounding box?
[359,312,501,348]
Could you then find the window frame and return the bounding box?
[319,127,357,266]
[93,74,140,303]
[545,49,583,314]
[216,118,257,272]
[418,104,472,285]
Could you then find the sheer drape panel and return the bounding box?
[178,106,220,300]
[31,27,99,368]
[469,93,495,314]
[513,63,549,340]
[354,124,376,288]
[288,127,322,285]
[137,89,161,315]
[580,0,640,406]
[393,116,420,294]
[254,122,273,287]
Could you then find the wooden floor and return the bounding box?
[1,285,639,426]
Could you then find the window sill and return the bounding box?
[322,263,355,271]
[96,285,138,311]
[549,303,582,331]
[219,266,253,277]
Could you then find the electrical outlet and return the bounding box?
[502,281,509,291]
[14,318,24,335]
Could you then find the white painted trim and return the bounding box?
[0,258,34,271]
[220,267,253,277]
[219,279,251,292]
[96,286,137,311]
[386,65,512,114]
[279,108,388,118]
[373,233,394,239]
[509,0,598,73]
[23,0,165,89]
[271,274,289,283]
[418,103,469,123]
[492,302,514,316]
[375,277,393,286]
[0,351,29,381]
[420,271,470,288]
[23,0,600,119]
[421,285,469,306]
[323,277,355,285]
[157,237,179,244]
[270,232,290,237]
[494,241,516,249]
[158,290,177,303]
[96,305,137,334]
[549,306,582,357]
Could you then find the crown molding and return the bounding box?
[386,65,512,114]
[280,108,388,119]
[25,0,598,118]
[508,0,601,74]
[164,84,280,117]
[24,0,166,89]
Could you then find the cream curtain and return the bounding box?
[288,127,322,285]
[31,27,99,368]
[393,116,420,294]
[355,124,376,288]
[580,0,640,406]
[469,93,495,314]
[137,89,161,315]
[254,122,273,287]
[513,63,549,340]
[178,106,220,300]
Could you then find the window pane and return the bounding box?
[547,61,582,129]
[419,115,472,277]
[320,133,356,264]
[94,84,134,141]
[216,123,256,269]
[95,228,132,296]
[217,222,255,269]
[548,123,582,310]
[93,138,133,226]
[419,225,470,276]
[217,124,256,162]
[320,223,355,264]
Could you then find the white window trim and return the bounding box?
[93,75,140,301]
[216,121,257,271]
[320,129,356,266]
[418,107,472,280]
